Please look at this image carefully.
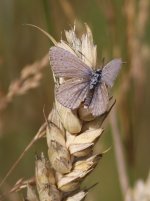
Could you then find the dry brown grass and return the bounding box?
[0,53,49,112]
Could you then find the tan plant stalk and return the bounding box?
[119,0,150,107]
[110,106,129,197]
[100,1,130,197]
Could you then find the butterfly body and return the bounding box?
[49,46,122,116]
[84,88,95,107]
[89,69,102,90]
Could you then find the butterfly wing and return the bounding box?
[56,78,90,109]
[49,46,92,79]
[89,83,109,116]
[102,59,122,87]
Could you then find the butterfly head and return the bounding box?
[95,69,102,74]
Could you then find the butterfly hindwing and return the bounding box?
[56,78,90,109]
[102,59,122,87]
[89,83,109,116]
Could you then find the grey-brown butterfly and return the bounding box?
[49,46,122,116]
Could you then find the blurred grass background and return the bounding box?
[0,0,150,200]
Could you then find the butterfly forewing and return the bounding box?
[102,59,122,87]
[56,78,90,109]
[49,46,92,79]
[89,83,109,116]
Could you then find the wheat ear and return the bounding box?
[22,24,117,201]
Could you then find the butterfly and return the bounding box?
[49,46,122,116]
